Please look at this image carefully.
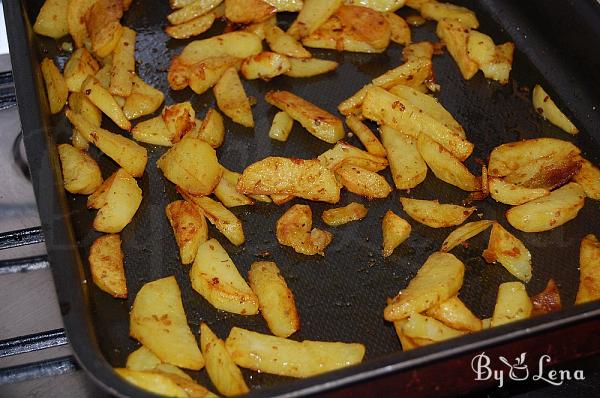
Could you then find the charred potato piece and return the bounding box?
[89,234,127,298]
[162,102,197,143]
[531,279,562,316]
[382,210,411,257]
[58,143,103,194]
[482,222,532,282]
[67,0,96,48]
[276,204,333,256]
[371,57,432,90]
[491,282,532,327]
[84,0,124,58]
[532,84,578,135]
[502,155,582,191]
[576,234,600,304]
[322,202,368,227]
[166,200,208,265]
[400,197,475,228]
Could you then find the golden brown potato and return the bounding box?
[276,204,333,256]
[335,164,392,199]
[126,346,163,372]
[426,296,482,332]
[41,58,68,114]
[225,327,365,378]
[393,319,419,351]
[196,108,225,148]
[248,261,300,337]
[132,116,174,146]
[531,279,562,316]
[287,0,343,39]
[384,252,465,321]
[165,12,216,40]
[84,0,124,57]
[240,52,291,81]
[467,31,513,84]
[505,182,585,232]
[224,0,275,24]
[214,67,254,128]
[491,281,532,327]
[200,323,249,397]
[221,168,271,203]
[482,222,532,282]
[123,76,165,120]
[271,194,295,205]
[576,234,600,304]
[382,210,411,257]
[89,234,127,298]
[422,1,478,28]
[285,57,339,78]
[68,92,101,150]
[34,0,69,39]
[400,197,475,228]
[402,313,466,342]
[243,16,276,40]
[266,90,344,144]
[371,57,432,90]
[318,141,388,172]
[441,220,493,252]
[488,177,549,206]
[168,56,241,93]
[238,157,341,203]
[81,76,131,131]
[110,27,136,97]
[344,0,405,12]
[179,31,262,65]
[64,48,100,92]
[345,116,386,157]
[265,25,311,59]
[338,84,372,116]
[87,168,142,233]
[58,143,103,194]
[167,0,223,25]
[533,84,578,135]
[183,194,246,246]
[162,102,197,143]
[322,202,368,227]
[384,12,411,45]
[66,110,148,177]
[436,18,478,80]
[67,0,96,48]
[269,111,294,142]
[213,174,254,207]
[380,126,427,190]
[502,154,582,191]
[130,276,205,370]
[190,239,259,314]
[264,0,304,12]
[573,158,600,200]
[157,137,222,196]
[166,200,208,265]
[115,368,188,398]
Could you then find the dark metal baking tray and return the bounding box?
[5,0,600,396]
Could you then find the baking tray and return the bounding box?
[5,0,600,396]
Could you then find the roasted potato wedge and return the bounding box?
[68,92,101,150]
[162,102,197,143]
[179,31,262,64]
[384,12,411,45]
[482,222,532,282]
[123,76,165,120]
[425,296,482,332]
[224,0,275,24]
[214,67,254,127]
[503,154,582,191]
[166,12,216,40]
[384,252,465,321]
[169,56,242,94]
[322,202,368,227]
[533,84,578,135]
[195,108,224,148]
[400,197,475,228]
[132,116,174,146]
[380,126,427,190]
[266,90,344,144]
[183,194,245,246]
[576,234,600,304]
[382,210,411,257]
[338,84,372,116]
[335,164,392,199]
[63,48,100,92]
[67,0,96,48]
[264,0,304,12]
[265,25,311,58]
[58,143,103,194]
[126,346,163,372]
[190,239,258,314]
[84,0,124,57]
[441,220,493,252]
[166,200,208,265]
[344,0,405,12]
[81,76,131,131]
[248,261,300,337]
[393,319,419,351]
[89,234,127,298]
[371,57,432,90]
[269,111,294,142]
[402,313,466,342]
[467,31,513,84]
[276,204,333,256]
[110,27,136,97]
[167,0,223,25]
[130,276,205,370]
[318,141,388,172]
[225,327,365,378]
[221,168,271,203]
[345,116,386,157]
[436,18,478,80]
[287,0,343,39]
[34,0,69,39]
[573,158,600,200]
[488,177,549,206]
[213,175,254,207]
[505,182,585,232]
[491,281,532,327]
[240,52,291,81]
[41,58,68,114]
[115,368,188,398]
[238,157,341,203]
[531,279,562,316]
[422,1,478,28]
[285,57,339,78]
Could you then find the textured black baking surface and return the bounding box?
[12,0,600,396]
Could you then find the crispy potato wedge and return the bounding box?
[466,30,494,66]
[269,111,294,142]
[179,31,262,65]
[130,276,204,370]
[264,0,304,12]
[87,168,142,233]
[68,92,101,150]
[224,0,275,24]
[266,90,344,144]
[67,0,96,48]
[573,158,600,200]
[346,116,386,157]
[344,0,406,12]
[191,239,258,314]
[265,25,311,58]
[132,116,174,146]
[225,327,365,378]
[371,57,432,90]
[318,141,388,172]
[533,84,578,135]
[115,368,188,398]
[422,1,478,28]
[157,137,222,196]
[285,57,338,78]
[196,108,224,148]
[338,84,372,116]
[58,143,103,194]
[183,194,245,246]
[271,194,295,205]
[240,52,291,81]
[426,296,482,332]
[109,27,136,97]
[238,157,341,203]
[287,0,343,39]
[393,319,419,351]
[41,58,68,114]
[126,346,162,372]
[402,40,434,61]
[440,219,492,252]
[213,175,254,207]
[384,12,411,45]
[488,177,549,206]
[123,76,165,120]
[478,42,514,84]
[84,0,124,57]
[276,204,333,256]
[322,202,368,227]
[505,182,585,232]
[162,102,197,143]
[81,76,131,131]
[576,234,600,304]
[66,110,147,176]
[402,313,466,342]
[168,56,242,93]
[167,0,223,25]
[400,197,475,228]
[531,279,562,316]
[34,0,69,39]
[491,281,532,327]
[382,210,411,257]
[502,154,582,191]
[335,164,392,199]
[384,252,465,321]
[166,200,208,265]
[221,168,271,203]
[214,67,254,127]
[166,12,216,40]
[482,222,532,282]
[436,18,478,80]
[170,0,200,8]
[200,323,249,397]
[243,16,276,40]
[380,126,427,190]
[249,261,300,337]
[64,48,100,92]
[89,234,127,298]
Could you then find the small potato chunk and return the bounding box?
[532,85,578,135]
[436,18,478,80]
[488,177,549,206]
[84,0,124,57]
[335,164,392,199]
[287,0,343,39]
[165,12,216,40]
[87,169,142,233]
[166,200,208,265]
[130,276,205,370]
[81,76,131,131]
[380,126,427,190]
[402,313,466,342]
[393,319,419,351]
[238,157,341,203]
[213,175,254,208]
[132,116,173,146]
[214,67,254,128]
[531,279,562,316]
[225,0,275,24]
[478,42,514,84]
[318,142,388,172]
[382,210,411,257]
[58,143,103,194]
[266,90,344,144]
[167,0,223,25]
[110,27,136,97]
[491,282,532,327]
[41,58,68,114]
[115,368,188,398]
[183,194,245,246]
[162,102,197,143]
[157,137,223,196]
[168,56,241,94]
[225,327,365,378]
[190,239,258,315]
[196,108,225,148]
[384,252,465,321]
[200,323,249,397]
[346,116,386,158]
[221,168,270,203]
[422,2,479,28]
[573,158,600,200]
[400,197,475,228]
[285,57,339,78]
[240,52,291,81]
[426,296,482,332]
[384,12,411,45]
[123,76,165,120]
[276,204,333,256]
[34,0,69,39]
[179,32,263,65]
[505,182,585,232]
[265,25,312,58]
[482,222,532,282]
[269,111,294,142]
[63,48,100,92]
[249,261,300,337]
[322,202,368,227]
[576,234,600,304]
[89,234,127,298]
[441,220,493,252]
